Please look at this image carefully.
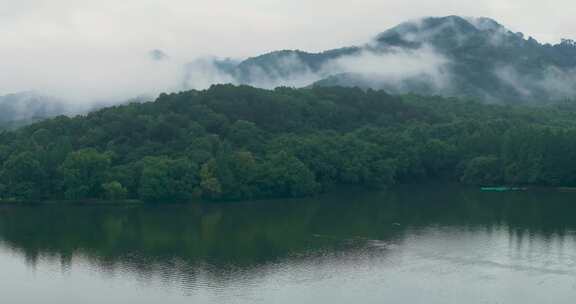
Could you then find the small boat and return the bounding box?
[481,187,527,192]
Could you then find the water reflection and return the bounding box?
[1,184,576,301]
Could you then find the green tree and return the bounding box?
[0,152,46,200]
[59,149,112,200]
[199,159,223,200]
[461,156,503,185]
[138,157,199,203]
[261,151,319,198]
[227,120,265,151]
[102,181,128,200]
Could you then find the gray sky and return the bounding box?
[1,0,574,101]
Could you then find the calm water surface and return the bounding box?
[1,185,576,303]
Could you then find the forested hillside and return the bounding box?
[2,85,576,203]
[207,16,576,103]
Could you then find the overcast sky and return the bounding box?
[1,0,575,101]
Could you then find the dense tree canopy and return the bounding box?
[1,84,576,202]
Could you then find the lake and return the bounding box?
[1,185,576,303]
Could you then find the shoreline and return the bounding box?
[0,199,144,206]
[2,184,576,206]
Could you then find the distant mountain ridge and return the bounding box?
[200,16,576,103]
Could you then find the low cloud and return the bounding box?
[495,65,576,101]
[0,49,187,107]
[181,57,238,90]
[179,44,452,95]
[238,53,324,89]
[325,46,450,91]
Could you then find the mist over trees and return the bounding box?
[0,93,71,129]
[4,15,576,132]
[193,16,576,103]
[2,85,576,203]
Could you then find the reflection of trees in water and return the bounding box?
[1,186,576,287]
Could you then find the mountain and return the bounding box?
[204,16,576,103]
